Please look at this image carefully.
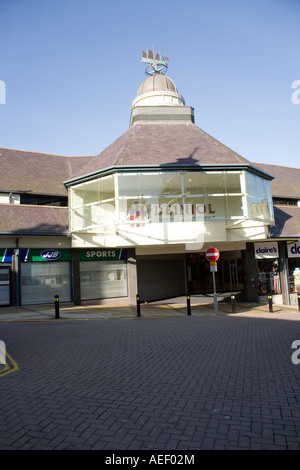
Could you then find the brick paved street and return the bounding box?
[0,311,300,451]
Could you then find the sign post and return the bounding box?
[205,247,220,315]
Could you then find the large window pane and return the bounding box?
[70,176,115,231]
[246,172,274,222]
[183,172,225,195]
[118,173,182,197]
[80,261,127,299]
[183,171,241,195]
[21,262,71,304]
[226,195,244,218]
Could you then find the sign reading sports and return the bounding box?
[79,249,126,261]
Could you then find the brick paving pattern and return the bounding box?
[0,312,300,450]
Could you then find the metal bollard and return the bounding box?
[297,293,300,312]
[268,294,273,313]
[136,294,141,317]
[54,295,60,319]
[231,294,236,313]
[187,294,191,316]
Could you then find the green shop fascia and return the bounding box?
[19,248,126,262]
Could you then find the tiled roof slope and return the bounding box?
[68,123,250,181]
[0,148,93,195]
[0,205,69,234]
[255,163,300,239]
[255,163,300,199]
[270,206,300,238]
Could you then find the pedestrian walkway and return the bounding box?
[0,303,299,450]
[0,296,299,321]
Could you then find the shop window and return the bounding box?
[256,259,281,295]
[288,259,300,293]
[21,262,71,305]
[80,260,127,300]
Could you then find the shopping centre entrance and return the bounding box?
[186,251,244,295]
[136,251,244,302]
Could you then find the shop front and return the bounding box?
[79,249,128,301]
[186,250,244,296]
[20,248,72,305]
[254,242,282,303]
[287,241,300,306]
[0,249,12,306]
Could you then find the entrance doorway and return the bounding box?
[186,251,244,294]
[0,268,10,306]
[222,252,244,291]
[187,253,216,294]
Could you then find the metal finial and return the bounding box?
[140,48,169,75]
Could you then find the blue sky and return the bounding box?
[1,0,299,168]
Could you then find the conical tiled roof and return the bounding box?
[68,122,250,182]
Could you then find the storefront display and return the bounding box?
[287,242,300,297]
[292,268,300,292]
[254,242,281,296]
[256,259,281,295]
[20,249,72,305]
[79,249,127,300]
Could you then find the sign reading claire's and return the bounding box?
[254,242,279,259]
[80,249,126,261]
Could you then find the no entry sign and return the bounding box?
[205,247,220,262]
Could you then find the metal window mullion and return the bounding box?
[114,173,119,225]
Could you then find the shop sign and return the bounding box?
[40,250,61,261]
[287,242,300,258]
[80,249,126,261]
[254,242,279,259]
[0,248,13,263]
[21,249,72,262]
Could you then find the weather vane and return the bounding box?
[140,49,170,75]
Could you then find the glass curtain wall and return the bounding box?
[69,170,273,232]
[245,171,274,223]
[70,175,115,232]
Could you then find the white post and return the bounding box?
[212,270,218,315]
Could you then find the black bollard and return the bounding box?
[298,293,300,312]
[231,294,236,313]
[187,294,191,316]
[268,294,273,313]
[136,294,141,317]
[54,295,60,319]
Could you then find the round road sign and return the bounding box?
[205,247,220,262]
